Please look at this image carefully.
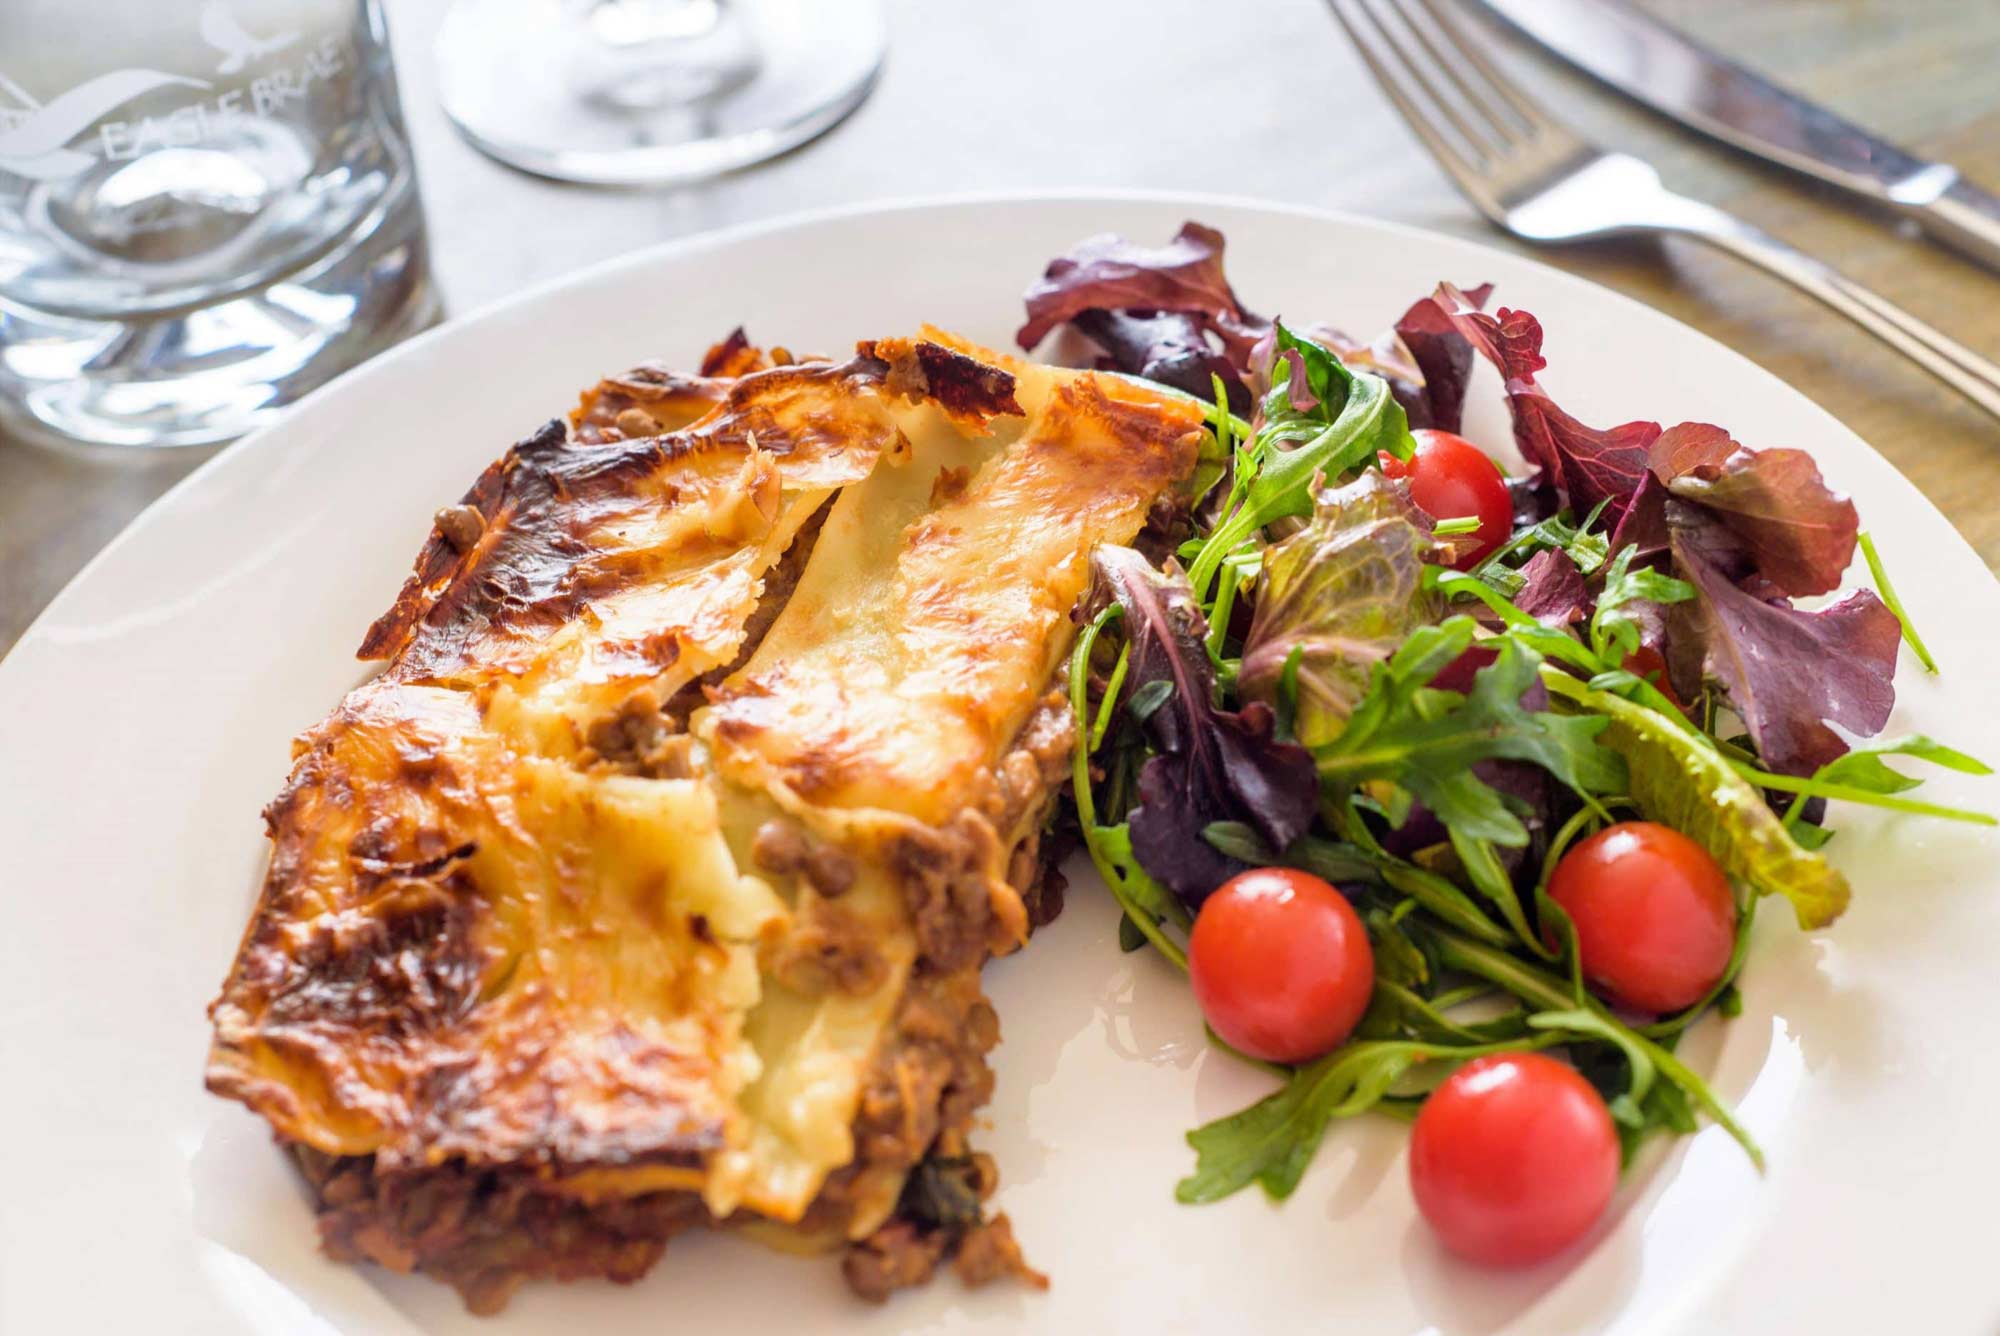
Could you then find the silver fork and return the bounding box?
[1329,0,2000,420]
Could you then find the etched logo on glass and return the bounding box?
[0,0,435,450]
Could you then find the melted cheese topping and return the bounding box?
[700,359,1205,824]
[207,681,785,1170]
[208,334,1202,1237]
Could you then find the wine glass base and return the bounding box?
[434,0,887,188]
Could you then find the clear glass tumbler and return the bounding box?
[0,0,437,451]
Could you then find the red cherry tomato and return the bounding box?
[1546,821,1737,1014]
[1409,1052,1619,1266]
[1620,645,1682,710]
[1188,868,1374,1064]
[1378,430,1512,569]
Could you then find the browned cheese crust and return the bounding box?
[205,330,1204,1313]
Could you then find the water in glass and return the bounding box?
[0,0,437,450]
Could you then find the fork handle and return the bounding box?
[1689,223,2000,420]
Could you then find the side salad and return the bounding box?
[1018,222,1994,1264]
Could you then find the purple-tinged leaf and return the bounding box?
[1276,347,1321,411]
[1661,440,1860,598]
[1514,548,1591,625]
[1071,309,1247,408]
[1607,469,1672,566]
[1672,531,1900,775]
[1239,472,1441,749]
[1419,285,1661,521]
[1393,282,1493,434]
[1095,546,1319,908]
[1018,221,1266,359]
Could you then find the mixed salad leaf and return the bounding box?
[1024,221,1994,1214]
[1418,284,1660,522]
[1095,545,1318,910]
[1018,221,1267,408]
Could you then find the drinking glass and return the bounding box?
[434,0,886,187]
[0,0,437,451]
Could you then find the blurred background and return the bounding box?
[3,0,1997,651]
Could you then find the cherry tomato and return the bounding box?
[1546,821,1737,1014]
[1620,645,1682,710]
[1378,429,1513,569]
[1188,868,1374,1064]
[1409,1052,1619,1267]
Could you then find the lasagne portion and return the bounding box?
[206,330,1204,1312]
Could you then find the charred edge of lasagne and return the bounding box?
[358,352,893,674]
[859,338,1024,430]
[573,330,845,446]
[698,326,765,379]
[283,692,1076,1314]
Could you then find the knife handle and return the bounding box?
[1913,177,2000,277]
[1694,221,2000,421]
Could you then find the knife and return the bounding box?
[1475,0,2000,275]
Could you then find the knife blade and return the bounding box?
[1475,0,2000,275]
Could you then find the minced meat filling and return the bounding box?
[293,683,1075,1312]
[302,1149,706,1316]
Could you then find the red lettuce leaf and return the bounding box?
[1651,425,1860,597]
[1607,469,1672,566]
[1300,282,1494,431]
[1514,548,1591,625]
[1419,284,1661,521]
[1095,547,1319,908]
[1392,283,1493,433]
[1671,529,1900,775]
[1071,308,1248,407]
[1648,421,1735,479]
[1018,221,1266,358]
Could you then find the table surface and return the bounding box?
[5,0,1998,654]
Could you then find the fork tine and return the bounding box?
[1349,0,1506,164]
[1403,0,1563,143]
[1327,0,1500,213]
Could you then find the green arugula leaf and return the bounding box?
[1449,826,1551,958]
[1530,1009,1656,1130]
[1125,677,1174,723]
[1778,734,1993,842]
[1187,323,1415,598]
[1475,503,1613,586]
[1330,802,1515,946]
[1176,1034,1558,1204]
[1200,820,1383,886]
[1315,619,1626,847]
[1542,669,1851,929]
[1069,605,1189,969]
[1422,921,1764,1168]
[1858,530,1938,673]
[1589,543,1695,667]
[1799,734,1990,794]
[1373,980,1530,1045]
[1190,372,1238,511]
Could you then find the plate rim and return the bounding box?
[1,187,1979,679]
[5,191,1994,1335]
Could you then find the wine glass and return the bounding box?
[433,0,886,187]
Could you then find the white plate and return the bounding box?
[3,195,1997,1336]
